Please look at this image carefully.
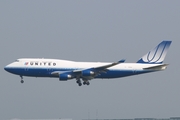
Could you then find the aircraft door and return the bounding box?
[24,62,29,71]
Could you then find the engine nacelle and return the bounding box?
[59,73,73,81]
[82,70,95,76]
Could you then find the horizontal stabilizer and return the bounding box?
[143,64,169,70]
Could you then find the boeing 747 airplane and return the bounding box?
[4,41,172,86]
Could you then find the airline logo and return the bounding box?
[137,41,172,64]
[24,62,56,66]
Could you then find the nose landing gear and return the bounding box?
[20,76,24,83]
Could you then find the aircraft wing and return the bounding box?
[88,59,126,70]
[73,59,125,73]
[51,59,125,80]
[79,59,125,80]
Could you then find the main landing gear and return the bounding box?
[76,80,82,86]
[83,81,90,85]
[76,78,90,86]
[20,76,24,83]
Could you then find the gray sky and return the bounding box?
[0,0,180,120]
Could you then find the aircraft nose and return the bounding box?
[4,65,10,72]
[4,63,19,75]
[4,63,13,72]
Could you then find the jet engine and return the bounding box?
[59,73,73,81]
[82,70,95,76]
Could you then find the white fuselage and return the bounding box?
[4,58,164,79]
[4,41,171,86]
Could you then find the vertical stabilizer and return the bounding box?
[137,41,172,64]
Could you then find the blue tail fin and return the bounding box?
[137,41,172,64]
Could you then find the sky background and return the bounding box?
[0,0,180,120]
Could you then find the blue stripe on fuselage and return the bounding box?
[4,67,153,79]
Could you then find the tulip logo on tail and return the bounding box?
[137,41,172,64]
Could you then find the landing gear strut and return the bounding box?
[76,78,82,86]
[20,76,24,83]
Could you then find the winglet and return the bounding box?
[119,59,126,63]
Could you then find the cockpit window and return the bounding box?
[15,60,19,62]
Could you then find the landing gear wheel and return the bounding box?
[83,81,86,85]
[21,80,24,83]
[76,78,82,86]
[76,80,80,84]
[86,82,90,85]
[83,81,90,85]
[78,83,82,86]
